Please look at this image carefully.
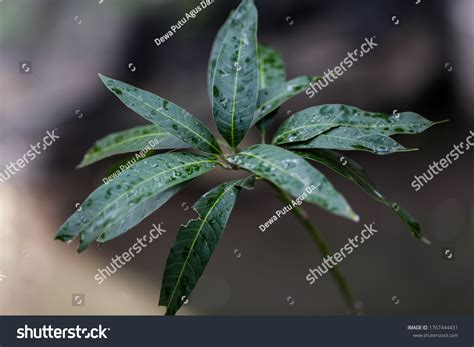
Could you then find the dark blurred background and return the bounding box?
[0,0,472,315]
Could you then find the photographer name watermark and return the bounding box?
[259,185,318,232]
[102,137,161,185]
[154,0,215,47]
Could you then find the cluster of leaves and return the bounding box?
[55,0,442,315]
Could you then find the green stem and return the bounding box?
[273,186,360,314]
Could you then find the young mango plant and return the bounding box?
[55,0,444,315]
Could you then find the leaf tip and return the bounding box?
[435,119,450,125]
[351,212,360,222]
[97,73,110,84]
[76,160,87,169]
[421,237,431,245]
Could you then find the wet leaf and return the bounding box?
[78,125,188,168]
[160,177,255,315]
[287,127,416,154]
[98,183,187,243]
[293,149,428,241]
[273,104,441,145]
[227,144,358,221]
[55,153,218,252]
[211,0,259,148]
[256,108,278,141]
[253,76,320,126]
[99,74,221,155]
[208,10,233,102]
[257,43,285,89]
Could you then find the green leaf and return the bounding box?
[55,152,218,252]
[98,183,187,243]
[253,43,289,138]
[258,43,285,89]
[287,127,416,154]
[99,74,222,155]
[208,11,233,101]
[211,0,259,148]
[227,144,358,221]
[256,108,278,142]
[78,125,188,168]
[273,104,440,145]
[159,177,255,315]
[104,149,157,179]
[252,76,320,126]
[293,149,428,242]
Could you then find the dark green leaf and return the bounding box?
[227,144,358,221]
[253,43,288,137]
[105,149,157,178]
[273,104,440,145]
[293,149,428,242]
[287,127,416,154]
[55,152,218,252]
[99,74,221,155]
[252,76,320,126]
[211,0,259,148]
[256,108,278,142]
[98,183,187,243]
[159,177,255,315]
[208,11,233,101]
[78,125,188,168]
[258,43,285,89]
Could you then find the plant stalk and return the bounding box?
[273,186,359,314]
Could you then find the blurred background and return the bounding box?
[0,0,472,315]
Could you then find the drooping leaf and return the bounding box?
[273,104,441,145]
[78,125,188,168]
[227,144,358,221]
[256,108,278,142]
[258,43,285,89]
[253,43,287,137]
[159,176,255,315]
[211,0,259,148]
[55,152,218,252]
[287,127,416,154]
[293,149,428,242]
[253,76,320,126]
[99,74,222,155]
[98,182,187,243]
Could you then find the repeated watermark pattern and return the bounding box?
[306,223,378,284]
[94,222,166,284]
[411,130,473,191]
[0,129,60,184]
[305,36,378,98]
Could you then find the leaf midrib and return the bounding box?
[230,19,248,148]
[165,183,236,309]
[86,131,169,160]
[120,89,221,154]
[312,132,398,148]
[275,120,424,143]
[253,79,308,124]
[236,151,305,185]
[69,159,216,239]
